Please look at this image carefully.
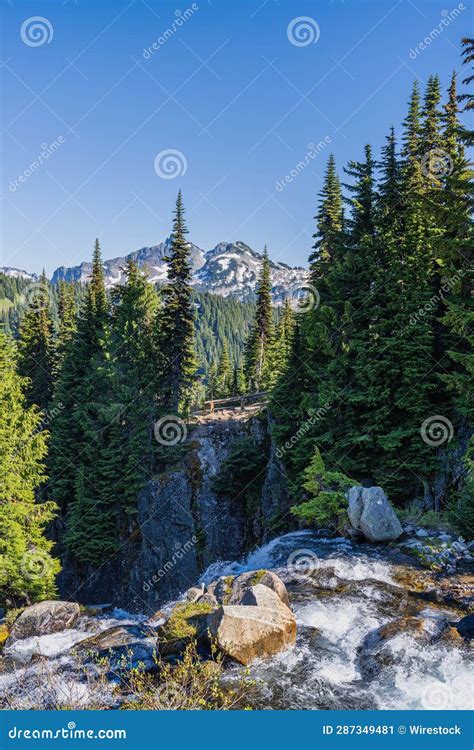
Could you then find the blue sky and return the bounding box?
[1,0,471,275]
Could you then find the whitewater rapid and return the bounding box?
[201,531,473,711]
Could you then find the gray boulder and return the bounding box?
[7,601,80,644]
[348,486,402,543]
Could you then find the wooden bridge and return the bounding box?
[191,391,269,419]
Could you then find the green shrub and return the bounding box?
[291,446,354,530]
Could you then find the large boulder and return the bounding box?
[208,584,296,665]
[208,570,290,608]
[348,486,402,543]
[7,601,80,644]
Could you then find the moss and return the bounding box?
[250,570,266,585]
[0,624,9,650]
[222,576,234,604]
[160,601,214,642]
[5,608,24,628]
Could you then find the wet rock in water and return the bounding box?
[184,585,205,603]
[452,613,474,640]
[76,624,157,671]
[348,486,403,543]
[209,570,290,608]
[7,601,80,645]
[208,585,296,665]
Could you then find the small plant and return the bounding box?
[159,601,214,642]
[291,446,353,530]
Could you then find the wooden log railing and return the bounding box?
[196,391,269,415]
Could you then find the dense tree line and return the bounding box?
[272,43,473,528]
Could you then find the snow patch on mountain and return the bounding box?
[2,240,307,305]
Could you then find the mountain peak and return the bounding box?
[2,241,307,305]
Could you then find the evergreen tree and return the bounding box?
[0,331,59,606]
[159,192,197,414]
[215,338,232,397]
[244,247,274,391]
[271,298,295,382]
[17,271,54,412]
[98,260,159,518]
[55,280,77,365]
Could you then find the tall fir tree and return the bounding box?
[159,192,197,414]
[244,247,274,391]
[17,271,54,412]
[0,331,59,606]
[215,338,232,397]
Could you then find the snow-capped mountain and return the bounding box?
[2,241,307,304]
[0,267,38,282]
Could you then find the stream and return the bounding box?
[0,531,472,710]
[201,531,473,711]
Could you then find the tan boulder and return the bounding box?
[208,585,296,665]
[7,601,80,644]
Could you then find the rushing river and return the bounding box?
[201,531,473,711]
[1,531,472,710]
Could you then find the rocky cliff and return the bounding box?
[58,410,292,613]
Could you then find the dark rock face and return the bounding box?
[58,413,290,613]
[453,613,474,640]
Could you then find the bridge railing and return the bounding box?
[192,391,269,415]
